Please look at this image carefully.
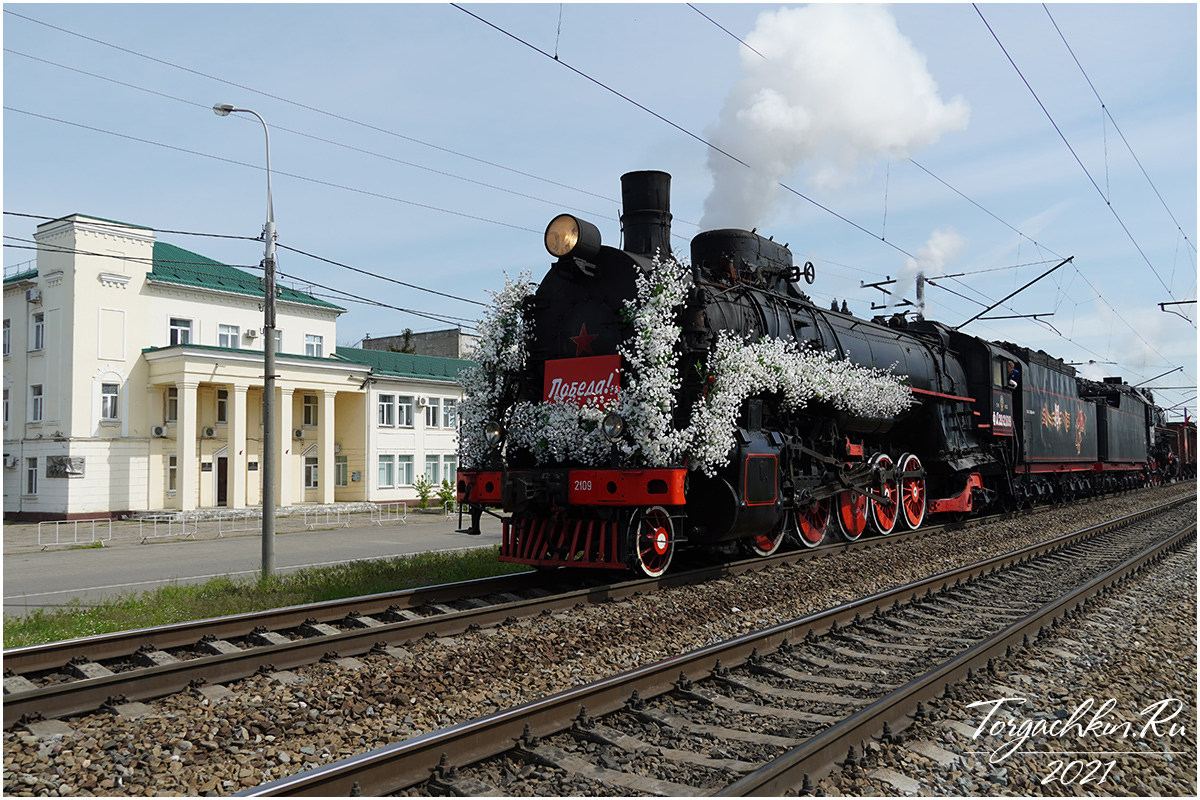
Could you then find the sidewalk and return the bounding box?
[3,504,502,555]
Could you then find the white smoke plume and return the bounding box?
[701,4,970,230]
[893,227,966,315]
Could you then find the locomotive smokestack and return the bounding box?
[621,171,672,257]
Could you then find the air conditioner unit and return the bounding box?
[25,288,41,303]
[334,443,342,454]
[151,425,168,438]
[415,396,429,407]
[202,426,217,438]
[294,428,305,439]
[245,329,258,339]
[3,454,17,469]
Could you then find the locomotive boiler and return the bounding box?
[457,170,1167,576]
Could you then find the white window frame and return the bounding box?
[3,388,8,427]
[442,398,458,429]
[3,318,10,356]
[424,454,440,484]
[302,394,319,427]
[167,453,178,493]
[216,389,228,424]
[304,447,319,489]
[30,384,43,422]
[169,317,192,346]
[101,382,120,421]
[397,454,414,487]
[165,387,179,423]
[31,312,44,352]
[377,454,395,489]
[273,329,283,354]
[335,454,348,487]
[443,454,458,481]
[25,457,38,495]
[424,397,441,428]
[397,395,414,427]
[378,394,395,427]
[218,324,240,349]
[305,334,323,358]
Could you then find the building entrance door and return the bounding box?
[216,453,228,507]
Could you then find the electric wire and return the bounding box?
[1042,4,1198,258]
[973,3,1179,302]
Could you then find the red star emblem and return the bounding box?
[569,322,598,356]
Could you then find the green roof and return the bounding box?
[149,241,345,312]
[142,343,348,365]
[335,346,475,382]
[4,268,38,285]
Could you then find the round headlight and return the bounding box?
[545,214,602,260]
[484,420,505,448]
[601,412,625,442]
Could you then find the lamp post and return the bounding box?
[213,103,276,579]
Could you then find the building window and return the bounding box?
[30,384,43,422]
[304,451,319,489]
[424,454,440,484]
[273,329,283,354]
[216,389,228,424]
[424,397,441,428]
[303,394,319,427]
[397,396,414,427]
[305,334,323,358]
[165,387,178,422]
[443,455,457,481]
[377,454,395,488]
[3,318,9,356]
[167,454,178,492]
[378,394,395,427]
[101,383,120,421]
[3,388,8,427]
[31,312,44,351]
[335,454,348,487]
[397,455,414,487]
[25,457,38,495]
[218,324,240,349]
[442,398,458,429]
[169,317,192,346]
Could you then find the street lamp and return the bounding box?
[214,102,277,579]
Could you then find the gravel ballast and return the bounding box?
[3,483,1194,797]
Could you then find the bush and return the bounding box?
[413,474,433,509]
[437,478,457,509]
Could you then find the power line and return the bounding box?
[973,3,1178,301]
[4,210,261,243]
[686,3,765,59]
[1042,4,1197,258]
[5,106,542,236]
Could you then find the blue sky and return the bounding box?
[3,3,1196,418]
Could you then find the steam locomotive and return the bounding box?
[457,170,1183,576]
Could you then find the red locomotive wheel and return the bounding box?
[630,506,674,578]
[898,453,926,530]
[836,490,869,541]
[745,522,786,557]
[794,499,830,548]
[869,453,899,535]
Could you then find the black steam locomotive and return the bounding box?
[457,171,1174,576]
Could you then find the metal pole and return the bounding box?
[953,256,1073,331]
[214,104,276,579]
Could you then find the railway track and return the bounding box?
[230,496,1194,796]
[2,488,1187,733]
[0,492,1073,730]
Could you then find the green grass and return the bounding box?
[2,546,530,649]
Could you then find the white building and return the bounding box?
[3,214,470,520]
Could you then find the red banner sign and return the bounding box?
[543,355,621,407]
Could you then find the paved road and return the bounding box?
[2,511,505,618]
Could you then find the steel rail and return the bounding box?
[234,494,1194,796]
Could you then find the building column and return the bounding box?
[178,381,199,512]
[276,385,294,508]
[230,383,249,509]
[147,385,164,509]
[321,390,336,504]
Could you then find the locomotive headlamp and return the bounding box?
[545,214,602,261]
[484,420,505,449]
[601,412,625,442]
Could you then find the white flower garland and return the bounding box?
[459,258,914,474]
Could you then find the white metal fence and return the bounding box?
[36,518,113,549]
[371,502,407,526]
